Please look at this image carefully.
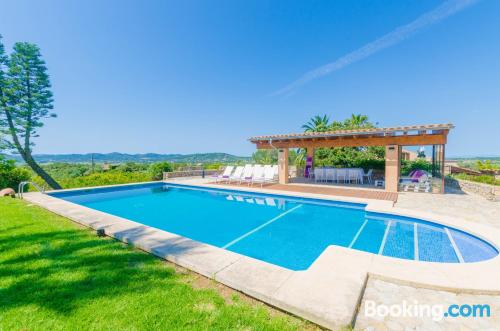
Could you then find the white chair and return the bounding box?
[325,168,335,182]
[213,166,234,183]
[336,168,347,183]
[348,169,361,184]
[240,164,256,185]
[363,169,373,184]
[314,168,324,182]
[228,166,244,183]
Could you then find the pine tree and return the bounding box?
[0,37,61,189]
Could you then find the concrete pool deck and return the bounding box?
[23,179,500,330]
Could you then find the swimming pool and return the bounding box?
[50,183,498,270]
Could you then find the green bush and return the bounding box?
[31,172,152,189]
[33,162,97,178]
[312,146,385,170]
[116,162,149,173]
[353,158,385,171]
[0,156,31,191]
[252,149,278,164]
[400,159,432,176]
[203,162,223,170]
[149,162,173,180]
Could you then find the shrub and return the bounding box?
[56,172,151,189]
[401,159,432,176]
[252,150,278,164]
[0,157,31,191]
[312,146,385,170]
[203,162,224,170]
[353,159,385,171]
[149,162,173,180]
[116,162,149,173]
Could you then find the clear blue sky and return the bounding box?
[1,0,498,157]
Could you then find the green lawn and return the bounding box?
[0,198,314,331]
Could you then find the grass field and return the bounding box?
[0,198,315,331]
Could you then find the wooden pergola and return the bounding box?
[249,123,454,193]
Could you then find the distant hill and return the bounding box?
[4,152,251,164]
[447,156,500,161]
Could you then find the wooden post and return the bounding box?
[278,148,289,184]
[385,145,401,192]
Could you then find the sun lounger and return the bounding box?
[240,164,255,185]
[228,166,244,183]
[253,164,278,187]
[213,166,234,183]
[250,165,265,186]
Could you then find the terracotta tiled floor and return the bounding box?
[213,182,398,202]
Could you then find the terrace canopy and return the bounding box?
[249,123,454,193]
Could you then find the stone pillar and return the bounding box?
[278,148,289,184]
[385,145,401,192]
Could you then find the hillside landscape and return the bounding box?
[3,152,251,164]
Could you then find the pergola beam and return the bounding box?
[254,133,447,149]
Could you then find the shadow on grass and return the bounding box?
[0,224,200,314]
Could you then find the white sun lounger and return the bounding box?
[253,165,278,187]
[213,166,234,183]
[228,166,244,183]
[240,164,255,185]
[250,165,265,186]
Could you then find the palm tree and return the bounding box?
[345,114,371,129]
[302,115,330,132]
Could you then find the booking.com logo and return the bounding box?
[364,300,491,321]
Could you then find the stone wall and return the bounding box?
[163,170,219,180]
[445,177,499,201]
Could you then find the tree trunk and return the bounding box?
[2,108,62,190]
[24,153,62,190]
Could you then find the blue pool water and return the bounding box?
[50,183,498,270]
